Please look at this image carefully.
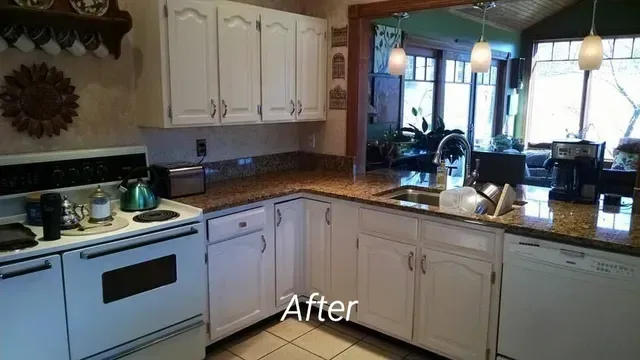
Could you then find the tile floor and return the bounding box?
[206,313,445,360]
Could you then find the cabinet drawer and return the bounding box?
[421,220,496,259]
[359,208,418,242]
[208,207,266,242]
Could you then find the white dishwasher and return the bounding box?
[498,234,640,360]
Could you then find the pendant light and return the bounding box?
[471,2,496,73]
[579,0,603,71]
[388,12,409,76]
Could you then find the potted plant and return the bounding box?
[400,109,466,170]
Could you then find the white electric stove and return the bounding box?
[0,147,207,360]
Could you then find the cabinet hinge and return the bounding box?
[163,4,168,17]
[205,253,208,264]
[356,237,359,249]
[491,271,496,284]
[168,105,173,119]
[206,323,211,335]
[256,20,261,32]
[485,348,490,360]
[257,104,262,115]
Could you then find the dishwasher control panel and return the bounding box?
[590,259,636,277]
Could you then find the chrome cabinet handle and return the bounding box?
[276,209,282,227]
[221,99,228,118]
[325,207,331,226]
[289,100,295,116]
[297,100,303,115]
[421,255,426,274]
[0,260,52,280]
[408,252,414,272]
[210,99,217,118]
[261,235,267,253]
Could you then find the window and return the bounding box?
[444,59,473,133]
[403,55,436,129]
[526,37,640,157]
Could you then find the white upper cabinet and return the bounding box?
[357,234,416,341]
[217,2,261,124]
[274,200,304,308]
[296,17,327,121]
[261,11,296,122]
[304,200,331,297]
[416,249,492,360]
[166,0,219,126]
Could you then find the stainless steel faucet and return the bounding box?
[432,133,480,186]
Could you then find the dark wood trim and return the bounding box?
[350,0,477,19]
[406,35,511,60]
[346,16,371,172]
[494,59,510,136]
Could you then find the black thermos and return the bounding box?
[41,193,61,241]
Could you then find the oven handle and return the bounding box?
[105,320,204,360]
[80,228,199,260]
[0,260,52,280]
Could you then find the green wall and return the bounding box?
[376,9,521,57]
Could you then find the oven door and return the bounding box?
[63,223,206,360]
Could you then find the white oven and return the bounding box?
[62,223,206,360]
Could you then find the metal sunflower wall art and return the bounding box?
[1,64,79,138]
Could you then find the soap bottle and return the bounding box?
[436,161,447,190]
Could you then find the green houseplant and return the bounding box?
[401,108,466,163]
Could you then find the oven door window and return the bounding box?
[102,255,177,304]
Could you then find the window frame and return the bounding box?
[526,36,640,151]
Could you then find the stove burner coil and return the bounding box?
[133,210,180,223]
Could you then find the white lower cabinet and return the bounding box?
[416,248,493,360]
[208,231,270,341]
[357,233,416,340]
[328,201,359,314]
[275,200,304,307]
[304,199,331,297]
[0,255,69,360]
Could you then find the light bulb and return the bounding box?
[471,40,492,73]
[388,47,407,76]
[579,35,603,70]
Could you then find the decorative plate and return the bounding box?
[0,64,80,139]
[14,0,55,10]
[69,0,109,16]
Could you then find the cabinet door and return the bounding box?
[208,231,269,341]
[166,0,218,126]
[261,11,296,122]
[329,201,359,316]
[304,199,331,297]
[0,255,69,360]
[275,200,304,307]
[416,249,492,360]
[296,17,326,121]
[217,2,261,124]
[357,234,416,340]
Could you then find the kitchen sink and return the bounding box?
[382,188,441,206]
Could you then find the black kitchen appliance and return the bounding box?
[547,140,605,204]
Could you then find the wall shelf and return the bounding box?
[0,0,132,59]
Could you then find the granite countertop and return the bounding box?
[176,169,640,256]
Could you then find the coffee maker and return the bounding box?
[547,140,605,204]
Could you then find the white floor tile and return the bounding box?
[260,343,324,360]
[333,341,402,360]
[292,326,358,359]
[226,331,287,360]
[265,317,320,341]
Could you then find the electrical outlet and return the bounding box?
[196,139,207,157]
[308,134,316,149]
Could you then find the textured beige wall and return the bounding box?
[0,0,308,163]
[299,0,386,156]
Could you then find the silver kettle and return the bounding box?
[61,196,85,230]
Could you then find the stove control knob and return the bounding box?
[82,166,94,180]
[96,165,108,179]
[68,168,80,184]
[52,169,64,184]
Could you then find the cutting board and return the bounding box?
[493,184,517,217]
